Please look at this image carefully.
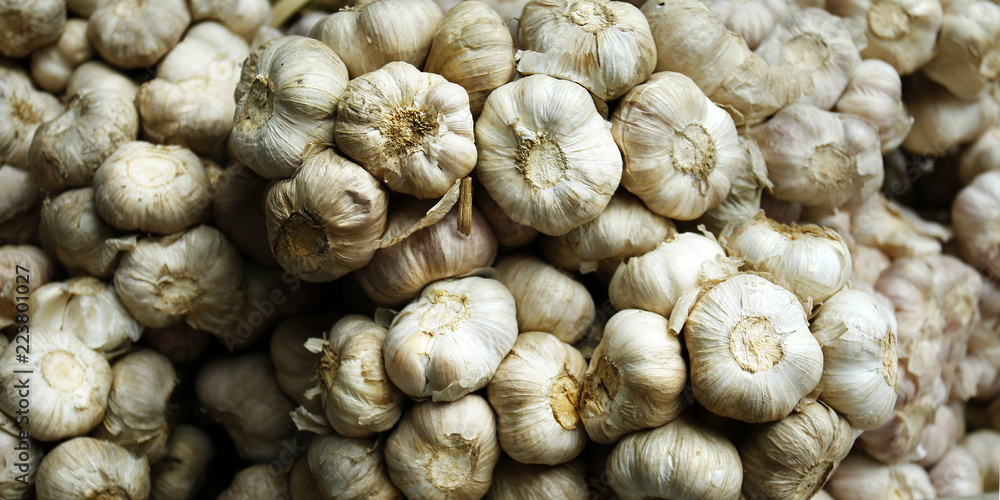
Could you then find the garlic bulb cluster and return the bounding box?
[0,0,66,58]
[86,0,190,68]
[30,18,92,93]
[308,433,402,500]
[834,58,913,153]
[495,254,594,344]
[953,170,1000,280]
[826,0,941,75]
[704,0,789,50]
[150,425,214,500]
[31,276,143,357]
[36,437,150,500]
[922,0,1000,101]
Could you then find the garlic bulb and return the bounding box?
[308,433,403,500]
[913,403,962,468]
[29,89,139,192]
[231,36,349,180]
[0,0,66,58]
[495,254,594,344]
[849,193,949,259]
[929,446,984,497]
[901,74,1000,156]
[960,126,1000,184]
[485,456,588,500]
[36,437,149,500]
[607,414,742,500]
[825,452,936,499]
[219,464,289,500]
[834,58,913,153]
[850,245,891,286]
[65,60,138,101]
[424,1,515,116]
[0,245,54,327]
[516,0,655,100]
[608,232,725,318]
[756,8,863,110]
[961,429,1000,492]
[699,135,773,234]
[675,273,823,423]
[826,0,941,75]
[39,187,134,278]
[0,165,41,246]
[0,72,63,169]
[86,0,190,68]
[724,213,852,305]
[30,18,92,94]
[475,74,622,236]
[114,225,244,336]
[751,102,883,209]
[211,164,277,267]
[580,309,687,444]
[264,149,388,282]
[922,0,1000,100]
[473,179,539,249]
[31,277,143,358]
[309,0,443,79]
[289,456,322,500]
[270,314,329,411]
[357,198,497,307]
[953,170,1000,280]
[0,411,42,499]
[703,0,789,50]
[150,425,214,500]
[384,275,518,401]
[196,353,298,462]
[189,0,271,40]
[385,394,500,499]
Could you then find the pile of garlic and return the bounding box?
[1,0,999,498]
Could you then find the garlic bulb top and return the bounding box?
[922,0,1000,101]
[495,254,594,344]
[826,0,942,75]
[36,437,150,500]
[0,0,66,58]
[308,433,403,500]
[86,0,190,68]
[476,74,622,236]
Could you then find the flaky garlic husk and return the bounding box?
[308,433,403,500]
[826,0,941,75]
[673,272,824,423]
[150,425,214,500]
[495,254,594,344]
[751,102,883,209]
[476,74,622,236]
[65,60,137,101]
[738,401,855,500]
[335,61,476,199]
[485,456,588,500]
[31,276,143,358]
[607,414,742,500]
[724,212,852,305]
[86,0,189,68]
[922,0,1000,100]
[265,149,388,282]
[385,394,500,500]
[0,411,42,499]
[0,72,63,169]
[114,225,244,336]
[211,164,276,267]
[0,245,54,327]
[39,187,134,278]
[608,232,725,318]
[901,74,1000,156]
[953,170,1000,280]
[30,18,92,94]
[384,275,518,401]
[189,0,271,40]
[849,193,949,259]
[218,464,289,500]
[36,437,149,500]
[612,71,742,221]
[0,164,41,245]
[357,199,497,307]
[231,36,349,180]
[580,309,687,444]
[270,314,329,412]
[961,429,1000,492]
[424,1,515,116]
[0,0,66,57]
[825,452,936,499]
[92,349,177,463]
[960,126,1000,184]
[834,59,913,153]
[929,445,984,497]
[195,353,298,462]
[704,0,789,50]
[309,0,443,79]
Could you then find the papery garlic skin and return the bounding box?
[0,165,41,246]
[474,177,539,249]
[699,135,773,234]
[475,74,622,236]
[0,72,63,169]
[0,245,54,327]
[211,164,277,267]
[929,446,984,497]
[961,429,1000,492]
[960,126,1000,184]
[31,276,143,358]
[953,170,1000,280]
[385,394,500,500]
[86,0,190,68]
[0,411,42,498]
[150,425,215,500]
[219,464,290,500]
[825,452,936,499]
[308,433,403,500]
[850,193,949,259]
[189,0,271,40]
[270,314,330,411]
[826,0,941,75]
[289,456,321,500]
[901,74,1000,156]
[834,58,913,153]
[39,188,133,279]
[704,0,789,50]
[922,0,1000,101]
[495,254,594,344]
[0,0,66,58]
[36,437,150,500]
[384,276,518,401]
[485,457,588,500]
[66,60,138,100]
[580,309,687,444]
[30,18,92,94]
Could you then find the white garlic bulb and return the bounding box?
[834,58,913,153]
[704,0,789,50]
[31,276,143,358]
[0,165,41,246]
[961,429,1000,492]
[0,72,63,169]
[849,193,949,259]
[959,126,1000,184]
[384,275,518,401]
[29,18,93,94]
[86,0,190,68]
[65,60,138,100]
[0,411,42,499]
[36,437,149,499]
[495,254,594,344]
[699,134,773,234]
[0,245,54,328]
[825,452,937,499]
[475,74,622,236]
[270,314,329,411]
[189,0,271,40]
[901,74,1000,156]
[922,0,1000,100]
[485,457,588,500]
[953,170,1000,280]
[219,464,290,500]
[308,433,403,500]
[150,425,214,500]
[827,0,941,75]
[580,309,687,444]
[39,188,134,279]
[0,0,66,58]
[385,394,500,500]
[929,445,984,497]
[474,180,539,248]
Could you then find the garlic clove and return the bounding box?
[36,437,150,500]
[495,254,594,344]
[308,433,403,500]
[86,0,190,68]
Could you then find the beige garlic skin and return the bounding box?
[751,102,883,209]
[704,0,789,50]
[309,0,443,79]
[87,0,189,68]
[265,149,388,282]
[39,188,134,278]
[580,309,687,444]
[0,72,62,169]
[335,61,477,199]
[425,1,515,116]
[756,8,863,110]
[0,411,42,498]
[953,170,1000,280]
[150,425,214,500]
[476,75,622,236]
[66,60,138,100]
[231,36,349,180]
[485,457,587,500]
[270,314,329,411]
[738,401,856,500]
[902,74,1000,156]
[516,0,655,101]
[923,0,1000,100]
[675,273,824,423]
[386,394,501,500]
[825,452,936,499]
[0,165,41,245]
[835,59,913,153]
[474,181,539,248]
[849,193,949,259]
[219,464,289,500]
[609,232,725,318]
[961,429,1000,492]
[607,414,742,500]
[826,0,942,75]
[0,245,54,327]
[30,18,92,94]
[960,126,1000,183]
[0,327,112,441]
[0,0,66,58]
[31,277,143,358]
[612,71,742,221]
[929,446,983,497]
[189,0,270,40]
[211,164,277,267]
[29,90,139,192]
[114,225,244,336]
[495,254,594,344]
[308,433,403,500]
[699,135,772,233]
[36,437,150,500]
[196,354,298,462]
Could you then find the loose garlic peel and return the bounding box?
[475,74,622,236]
[612,71,742,221]
[487,331,588,465]
[826,0,941,75]
[495,254,594,344]
[308,433,403,500]
[484,457,588,500]
[36,437,150,500]
[580,309,687,444]
[673,273,823,423]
